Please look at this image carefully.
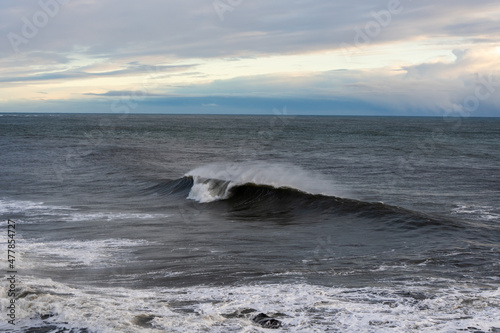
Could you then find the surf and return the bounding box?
[184,162,344,203]
[143,162,462,231]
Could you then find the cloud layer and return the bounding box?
[1,0,499,115]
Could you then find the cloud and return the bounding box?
[161,45,500,115]
[2,1,499,59]
[1,1,500,115]
[83,90,170,97]
[0,63,197,83]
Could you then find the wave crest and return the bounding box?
[185,162,342,203]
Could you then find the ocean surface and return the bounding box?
[0,114,499,332]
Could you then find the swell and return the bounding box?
[145,176,462,231]
[221,183,459,230]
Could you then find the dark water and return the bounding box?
[0,114,499,332]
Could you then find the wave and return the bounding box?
[185,162,345,203]
[144,176,194,198]
[196,180,454,229]
[145,163,460,230]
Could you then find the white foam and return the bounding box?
[185,162,344,203]
[0,198,169,225]
[65,212,169,222]
[0,278,181,333]
[187,177,232,203]
[0,198,71,215]
[452,204,500,222]
[1,277,499,332]
[20,238,152,269]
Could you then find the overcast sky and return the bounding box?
[1,0,499,115]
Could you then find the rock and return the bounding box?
[252,313,282,329]
[133,314,156,328]
[40,313,55,320]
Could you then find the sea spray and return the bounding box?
[185,162,345,203]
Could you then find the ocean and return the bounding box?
[0,114,499,332]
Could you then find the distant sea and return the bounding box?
[1,114,499,332]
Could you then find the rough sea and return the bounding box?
[0,114,499,332]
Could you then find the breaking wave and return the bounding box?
[145,162,460,230]
[185,162,344,203]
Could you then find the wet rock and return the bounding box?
[133,314,156,328]
[252,313,282,329]
[40,313,55,320]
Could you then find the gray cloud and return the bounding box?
[0,63,197,83]
[1,0,499,59]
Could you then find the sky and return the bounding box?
[1,0,499,116]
